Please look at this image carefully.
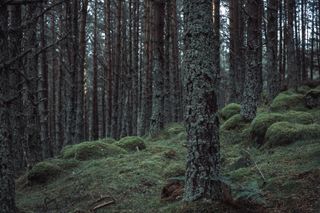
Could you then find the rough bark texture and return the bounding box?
[240,0,262,121]
[150,0,165,136]
[266,0,280,100]
[183,0,222,202]
[287,0,298,89]
[0,6,16,212]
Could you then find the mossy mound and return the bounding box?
[62,141,127,161]
[221,114,248,131]
[297,85,311,94]
[150,123,185,141]
[100,137,116,144]
[304,88,320,109]
[27,162,62,185]
[250,111,314,145]
[220,103,241,121]
[163,163,185,178]
[115,136,146,151]
[264,122,320,148]
[270,92,305,112]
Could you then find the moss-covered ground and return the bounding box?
[16,89,320,213]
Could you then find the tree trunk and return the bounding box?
[0,6,16,212]
[183,0,222,202]
[150,0,165,136]
[267,0,280,100]
[240,0,262,120]
[287,0,298,89]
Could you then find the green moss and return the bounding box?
[150,123,185,141]
[27,162,62,185]
[62,141,127,161]
[297,85,311,94]
[220,103,241,120]
[264,122,320,148]
[270,92,305,112]
[163,163,185,178]
[221,114,248,131]
[115,136,146,151]
[250,111,314,145]
[100,137,116,144]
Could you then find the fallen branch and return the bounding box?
[242,149,267,184]
[92,200,115,212]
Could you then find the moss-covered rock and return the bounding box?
[115,136,146,151]
[304,88,320,109]
[220,103,241,120]
[264,122,320,148]
[62,141,127,161]
[270,92,305,112]
[250,111,314,145]
[221,114,248,131]
[27,162,62,185]
[163,163,185,178]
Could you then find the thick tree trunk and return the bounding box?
[23,3,42,166]
[183,0,222,202]
[0,6,16,212]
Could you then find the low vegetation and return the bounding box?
[16,87,320,212]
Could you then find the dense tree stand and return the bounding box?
[183,0,222,202]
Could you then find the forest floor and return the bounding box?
[16,86,320,213]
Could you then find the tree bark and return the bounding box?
[240,0,262,120]
[183,0,222,202]
[0,6,16,212]
[266,0,280,100]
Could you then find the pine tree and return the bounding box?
[183,0,222,202]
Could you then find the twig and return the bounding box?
[242,149,266,183]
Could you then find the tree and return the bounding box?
[0,5,16,212]
[150,0,165,136]
[266,0,280,100]
[240,0,262,121]
[287,0,298,89]
[183,0,222,201]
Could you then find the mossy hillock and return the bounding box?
[220,103,241,121]
[114,136,146,151]
[62,140,127,161]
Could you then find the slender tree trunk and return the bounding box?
[287,0,298,89]
[183,0,222,202]
[92,0,99,140]
[39,2,51,158]
[240,0,262,120]
[267,0,280,100]
[150,0,165,136]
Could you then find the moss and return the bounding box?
[250,111,314,145]
[270,92,305,112]
[115,136,146,151]
[264,122,320,148]
[101,137,116,144]
[163,163,185,178]
[304,88,320,109]
[48,159,80,170]
[220,103,241,120]
[150,123,185,141]
[27,162,62,185]
[221,114,248,131]
[297,85,311,94]
[62,141,127,161]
